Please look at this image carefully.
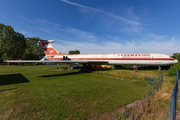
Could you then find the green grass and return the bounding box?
[0,65,157,119]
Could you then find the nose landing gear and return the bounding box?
[133,65,138,72]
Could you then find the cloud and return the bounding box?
[35,19,61,27]
[52,37,179,56]
[146,34,167,40]
[16,16,178,57]
[121,7,144,34]
[16,16,179,56]
[65,27,96,41]
[74,2,143,35]
[123,25,143,34]
[35,19,97,41]
[39,28,52,33]
[17,16,97,41]
[17,30,33,36]
[60,0,141,25]
[17,16,35,23]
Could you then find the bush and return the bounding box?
[124,65,132,69]
[167,63,180,76]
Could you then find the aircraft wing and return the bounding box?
[4,60,109,64]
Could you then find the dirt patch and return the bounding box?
[64,100,140,120]
[87,100,139,120]
[160,92,171,99]
[93,74,124,80]
[125,100,139,108]
[0,73,19,75]
[50,69,64,71]
[64,115,72,120]
[88,111,118,120]
[1,108,14,120]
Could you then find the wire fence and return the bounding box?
[115,70,179,120]
[145,76,163,85]
[115,75,163,120]
[164,70,179,120]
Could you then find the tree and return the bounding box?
[0,23,26,62]
[171,53,180,62]
[168,63,180,76]
[68,50,80,54]
[0,23,5,62]
[0,23,45,62]
[23,37,45,60]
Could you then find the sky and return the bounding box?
[1,0,180,55]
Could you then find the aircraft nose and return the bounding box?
[175,59,178,63]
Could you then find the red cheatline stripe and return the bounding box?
[72,58,175,60]
[47,58,175,61]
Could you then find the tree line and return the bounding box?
[171,53,180,62]
[68,50,80,54]
[0,23,81,62]
[0,23,44,62]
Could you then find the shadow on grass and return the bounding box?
[0,88,17,92]
[0,73,30,86]
[38,69,113,78]
[39,71,92,77]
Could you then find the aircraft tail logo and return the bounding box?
[40,42,65,56]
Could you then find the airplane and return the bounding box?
[4,38,178,71]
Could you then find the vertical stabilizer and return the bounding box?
[40,40,65,56]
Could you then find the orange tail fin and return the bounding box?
[40,42,65,55]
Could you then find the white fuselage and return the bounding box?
[45,53,178,65]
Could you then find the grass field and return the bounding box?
[0,65,163,120]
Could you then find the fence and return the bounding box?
[164,70,179,120]
[115,75,163,120]
[145,76,163,85]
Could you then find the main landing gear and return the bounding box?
[57,63,59,69]
[157,66,161,71]
[80,64,92,72]
[133,65,138,72]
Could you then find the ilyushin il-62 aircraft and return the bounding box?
[4,38,178,71]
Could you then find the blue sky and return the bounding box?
[1,0,180,55]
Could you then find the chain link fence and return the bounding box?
[164,70,179,120]
[115,75,163,120]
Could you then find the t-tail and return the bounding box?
[26,37,66,56]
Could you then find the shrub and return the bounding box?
[124,65,132,69]
[167,63,180,76]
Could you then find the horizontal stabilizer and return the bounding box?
[25,37,55,43]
